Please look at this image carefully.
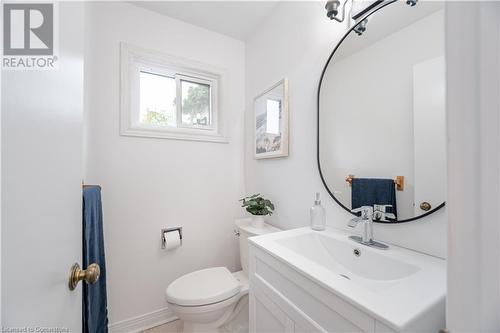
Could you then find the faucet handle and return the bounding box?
[373,204,392,211]
[373,205,395,221]
[351,206,373,219]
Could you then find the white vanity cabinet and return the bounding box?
[248,240,443,333]
[249,245,380,333]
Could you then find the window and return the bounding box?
[180,77,212,128]
[138,72,213,130]
[120,43,226,142]
[139,71,177,127]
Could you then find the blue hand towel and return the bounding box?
[83,186,109,333]
[351,178,397,219]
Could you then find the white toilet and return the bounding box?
[165,218,280,333]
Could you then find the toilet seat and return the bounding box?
[167,271,249,332]
[167,292,241,316]
[166,267,240,307]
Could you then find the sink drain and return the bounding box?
[353,248,361,257]
[339,274,351,280]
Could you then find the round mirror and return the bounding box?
[318,1,446,223]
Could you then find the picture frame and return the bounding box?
[254,78,289,159]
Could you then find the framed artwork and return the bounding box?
[254,78,289,159]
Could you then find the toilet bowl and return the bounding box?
[165,219,280,333]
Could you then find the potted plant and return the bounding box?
[239,194,275,228]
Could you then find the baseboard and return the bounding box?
[108,307,178,333]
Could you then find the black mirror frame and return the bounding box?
[316,0,445,223]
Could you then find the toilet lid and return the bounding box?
[166,267,240,306]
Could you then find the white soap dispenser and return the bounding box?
[310,192,326,231]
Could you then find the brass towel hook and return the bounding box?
[68,263,100,290]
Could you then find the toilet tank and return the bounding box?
[235,218,281,275]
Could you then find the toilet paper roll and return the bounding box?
[163,230,182,250]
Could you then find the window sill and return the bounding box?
[120,126,229,143]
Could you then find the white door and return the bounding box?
[446,2,500,331]
[2,3,84,330]
[413,57,446,215]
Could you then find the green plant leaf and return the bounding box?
[240,194,274,216]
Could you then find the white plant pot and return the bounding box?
[251,216,265,228]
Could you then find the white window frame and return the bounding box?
[120,42,227,143]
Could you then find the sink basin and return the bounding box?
[249,227,446,331]
[276,232,420,291]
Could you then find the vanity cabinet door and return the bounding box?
[250,286,294,333]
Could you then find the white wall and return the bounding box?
[83,2,245,326]
[245,2,447,258]
[320,11,444,220]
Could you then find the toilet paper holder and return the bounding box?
[161,227,183,249]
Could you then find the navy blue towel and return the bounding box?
[83,186,109,333]
[351,178,397,219]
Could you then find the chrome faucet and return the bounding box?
[348,206,388,249]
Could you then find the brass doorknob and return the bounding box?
[420,202,432,211]
[68,263,100,290]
